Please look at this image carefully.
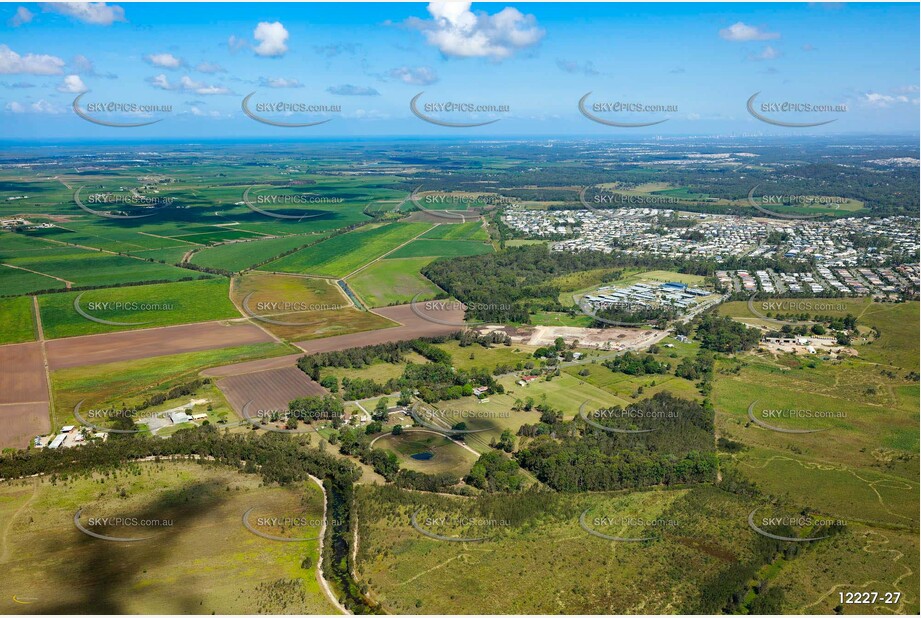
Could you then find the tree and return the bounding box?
[392,424,403,435]
[320,375,339,393]
[373,397,389,422]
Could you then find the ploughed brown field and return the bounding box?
[45,321,274,370]
[216,366,326,418]
[0,342,50,449]
[202,353,303,378]
[295,303,464,354]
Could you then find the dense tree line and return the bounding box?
[515,393,717,492]
[694,314,762,353]
[464,451,524,492]
[603,351,670,375]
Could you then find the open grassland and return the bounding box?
[232,272,396,341]
[765,524,918,615]
[421,222,490,241]
[347,258,442,308]
[529,310,595,327]
[720,299,918,371]
[262,222,432,277]
[354,484,835,614]
[0,462,335,614]
[322,353,430,385]
[37,278,240,339]
[732,445,918,529]
[372,431,478,475]
[50,342,292,429]
[387,239,494,259]
[190,233,332,272]
[0,297,36,344]
[439,340,537,373]
[713,354,918,471]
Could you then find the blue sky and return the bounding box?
[1,2,918,138]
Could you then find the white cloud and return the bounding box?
[6,99,62,114]
[407,1,544,60]
[148,73,230,95]
[258,76,303,88]
[253,21,289,57]
[556,59,599,75]
[188,105,226,118]
[748,45,780,61]
[71,53,116,78]
[227,35,248,53]
[327,84,380,96]
[388,66,438,85]
[0,44,66,75]
[145,53,183,69]
[196,61,225,74]
[862,92,915,108]
[719,22,779,42]
[57,74,87,93]
[43,2,126,25]
[10,6,33,27]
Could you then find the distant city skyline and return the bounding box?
[1,2,918,138]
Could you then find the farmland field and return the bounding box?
[37,278,240,339]
[262,222,432,277]
[347,257,442,308]
[190,232,333,272]
[0,296,36,344]
[421,222,490,241]
[0,462,336,614]
[50,341,292,429]
[231,272,396,341]
[387,239,494,259]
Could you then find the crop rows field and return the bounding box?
[36,278,240,339]
[421,222,490,241]
[0,296,36,344]
[261,222,432,278]
[0,232,202,294]
[190,232,333,272]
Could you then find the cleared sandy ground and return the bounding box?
[45,321,274,370]
[216,366,326,416]
[516,325,670,351]
[295,302,465,354]
[0,342,50,448]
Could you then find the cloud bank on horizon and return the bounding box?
[0,1,918,137]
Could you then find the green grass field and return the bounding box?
[0,296,36,344]
[191,233,332,272]
[37,278,241,339]
[347,258,442,308]
[262,223,432,277]
[0,462,335,614]
[421,222,490,241]
[387,239,494,259]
